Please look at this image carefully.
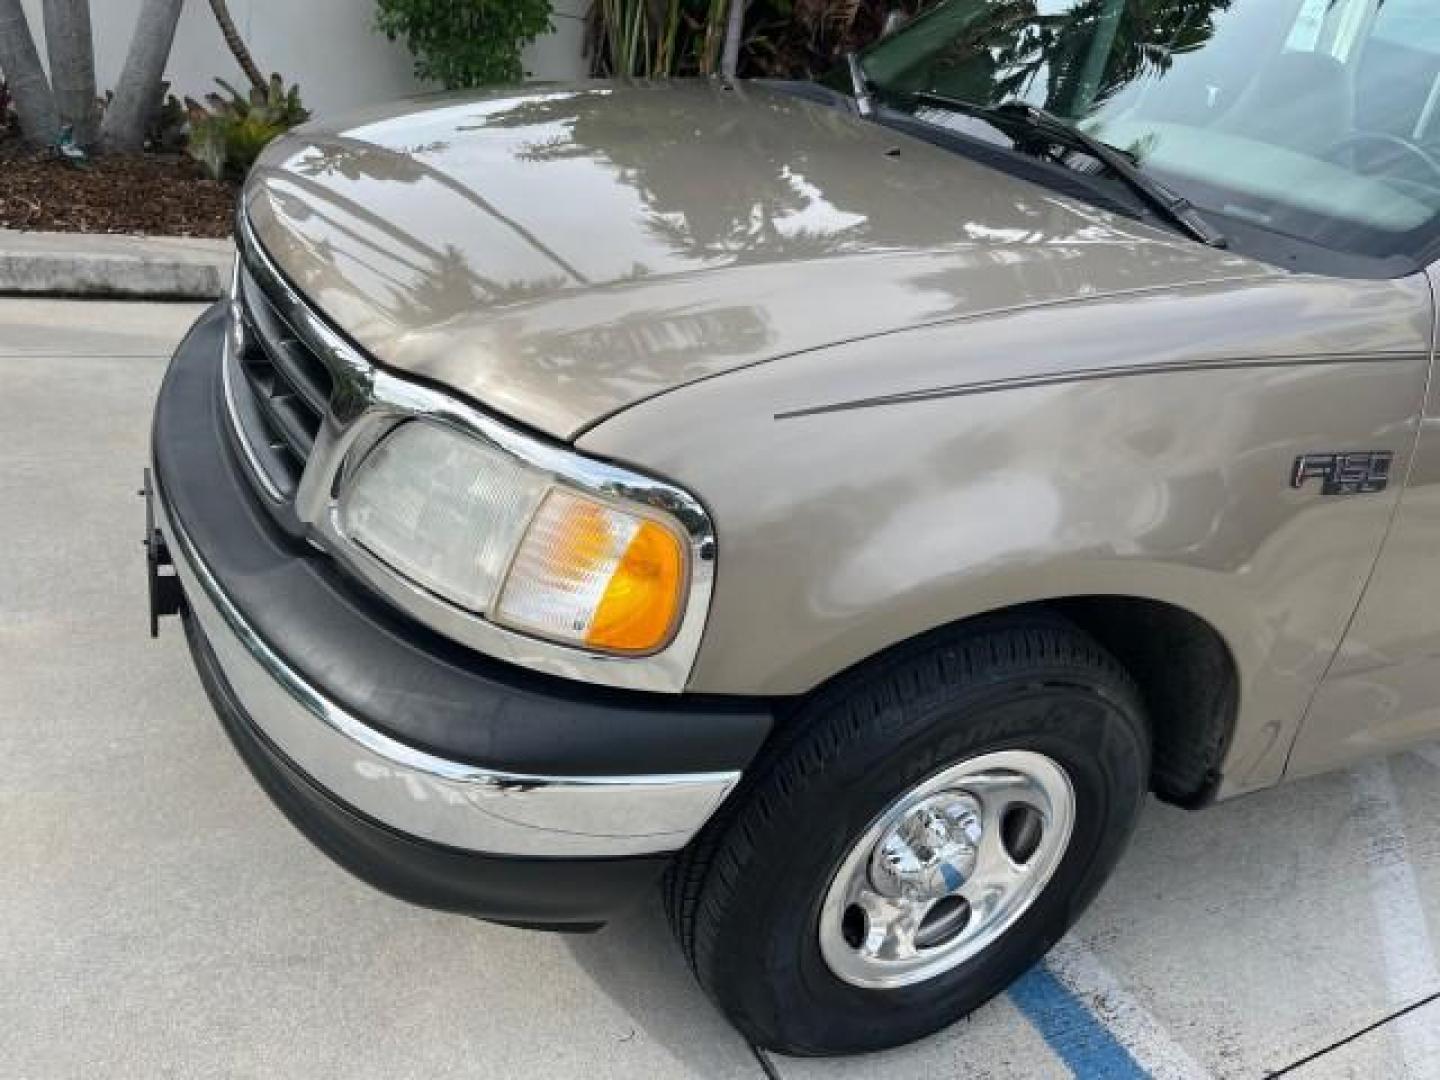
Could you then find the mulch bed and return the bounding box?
[0,138,236,238]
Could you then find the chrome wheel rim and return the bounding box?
[818,749,1075,989]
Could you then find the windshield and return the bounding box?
[859,0,1440,265]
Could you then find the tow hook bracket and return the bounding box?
[142,469,183,637]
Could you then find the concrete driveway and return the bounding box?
[3,298,1439,1079]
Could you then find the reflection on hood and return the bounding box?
[246,81,1268,438]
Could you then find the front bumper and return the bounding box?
[151,305,772,925]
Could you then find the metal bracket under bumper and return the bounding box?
[142,468,183,638]
[148,471,741,859]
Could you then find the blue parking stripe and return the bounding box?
[1009,964,1150,1078]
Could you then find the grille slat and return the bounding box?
[249,381,318,460]
[240,272,334,416]
[226,259,335,505]
[226,348,305,496]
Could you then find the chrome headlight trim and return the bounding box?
[234,212,716,694]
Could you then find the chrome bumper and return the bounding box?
[154,474,740,859]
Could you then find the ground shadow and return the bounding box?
[563,895,767,1076]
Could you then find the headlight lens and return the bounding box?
[338,422,548,612]
[337,421,689,655]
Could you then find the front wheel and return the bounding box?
[666,616,1150,1055]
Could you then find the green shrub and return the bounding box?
[148,91,189,155]
[376,0,554,88]
[185,75,309,182]
[591,0,723,77]
[588,0,932,80]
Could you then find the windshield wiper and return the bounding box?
[912,92,1227,248]
[844,51,876,118]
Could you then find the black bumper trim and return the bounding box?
[185,607,671,926]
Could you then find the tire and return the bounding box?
[665,615,1150,1055]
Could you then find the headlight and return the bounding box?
[339,422,548,612]
[337,421,689,656]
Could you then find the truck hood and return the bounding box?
[246,81,1272,440]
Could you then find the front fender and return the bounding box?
[579,274,1432,793]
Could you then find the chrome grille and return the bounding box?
[225,256,335,502]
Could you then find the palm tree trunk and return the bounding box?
[207,0,266,92]
[99,0,183,152]
[42,0,97,146]
[719,0,745,79]
[0,0,59,144]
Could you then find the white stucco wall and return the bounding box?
[17,0,587,122]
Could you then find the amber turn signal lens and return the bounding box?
[495,489,687,654]
[586,518,684,652]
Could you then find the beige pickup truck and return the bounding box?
[145,0,1440,1056]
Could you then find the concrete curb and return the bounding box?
[0,230,233,300]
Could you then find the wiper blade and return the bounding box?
[844,52,875,118]
[913,92,1227,248]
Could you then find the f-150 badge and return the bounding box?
[1291,452,1393,495]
